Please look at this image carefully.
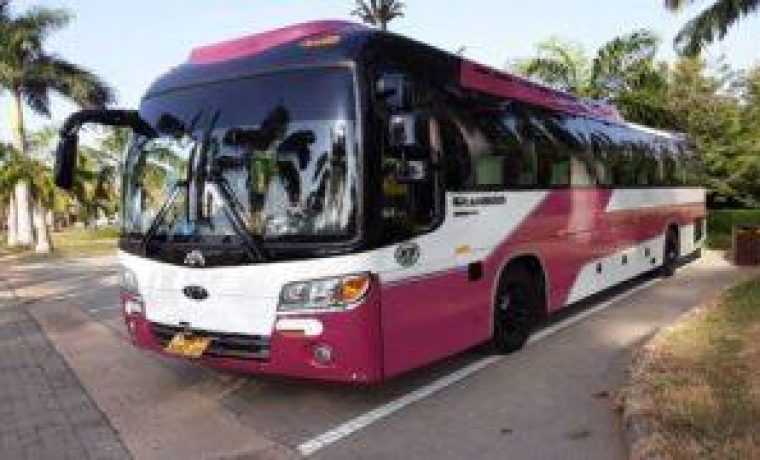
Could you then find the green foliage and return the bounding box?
[665,0,760,56]
[666,58,760,206]
[351,0,404,31]
[0,141,56,207]
[707,209,760,249]
[511,37,590,94]
[515,29,760,206]
[0,2,114,117]
[512,30,671,127]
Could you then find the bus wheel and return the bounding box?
[492,266,539,354]
[661,228,679,277]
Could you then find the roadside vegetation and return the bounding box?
[707,209,760,249]
[1,226,117,261]
[622,277,760,459]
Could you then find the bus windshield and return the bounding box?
[122,67,359,260]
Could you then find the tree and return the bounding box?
[0,142,55,252]
[665,0,760,56]
[351,0,404,31]
[0,1,114,252]
[663,57,756,206]
[512,38,590,94]
[512,30,673,127]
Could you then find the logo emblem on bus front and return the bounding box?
[183,285,209,301]
[184,250,205,268]
[395,242,420,268]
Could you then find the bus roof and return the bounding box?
[157,21,655,131]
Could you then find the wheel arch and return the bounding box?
[491,252,549,324]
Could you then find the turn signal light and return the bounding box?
[339,274,371,304]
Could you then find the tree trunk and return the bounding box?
[9,89,35,248]
[14,181,34,247]
[6,193,18,247]
[47,209,59,232]
[33,201,53,254]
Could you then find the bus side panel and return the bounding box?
[380,269,492,379]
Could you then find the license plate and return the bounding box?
[164,333,212,359]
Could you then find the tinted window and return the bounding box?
[525,110,570,187]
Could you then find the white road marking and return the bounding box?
[296,277,662,457]
[87,304,122,314]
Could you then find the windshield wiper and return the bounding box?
[196,109,267,263]
[141,182,185,250]
[211,179,267,262]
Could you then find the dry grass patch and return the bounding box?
[623,278,760,460]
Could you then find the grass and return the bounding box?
[624,277,760,459]
[707,209,760,250]
[0,226,118,262]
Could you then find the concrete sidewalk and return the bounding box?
[0,304,130,459]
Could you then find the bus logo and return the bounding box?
[395,242,420,267]
[183,285,209,301]
[184,250,206,268]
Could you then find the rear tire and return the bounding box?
[492,266,540,353]
[661,228,679,277]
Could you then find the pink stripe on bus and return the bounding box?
[189,20,363,65]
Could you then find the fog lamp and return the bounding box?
[313,344,334,365]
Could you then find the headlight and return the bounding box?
[120,267,139,294]
[278,273,371,312]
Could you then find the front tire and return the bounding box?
[492,266,540,353]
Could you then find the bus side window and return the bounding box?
[461,110,537,189]
[438,116,472,190]
[526,112,570,187]
[635,146,660,186]
[662,154,679,186]
[375,72,442,244]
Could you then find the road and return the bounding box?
[1,251,755,460]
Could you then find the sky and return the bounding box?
[1,0,758,143]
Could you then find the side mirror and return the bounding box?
[53,108,155,191]
[54,133,79,190]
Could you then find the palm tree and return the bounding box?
[514,30,673,127]
[0,143,55,252]
[589,30,660,99]
[0,2,114,252]
[351,0,405,31]
[511,38,590,94]
[0,143,19,246]
[665,0,760,56]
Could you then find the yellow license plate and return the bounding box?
[164,334,212,359]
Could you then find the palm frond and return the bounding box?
[351,0,404,30]
[664,0,698,11]
[674,0,760,56]
[524,58,575,91]
[25,55,114,108]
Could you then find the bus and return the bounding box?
[54,20,706,383]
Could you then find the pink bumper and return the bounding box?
[123,288,384,384]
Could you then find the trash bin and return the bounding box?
[733,225,760,265]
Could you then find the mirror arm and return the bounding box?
[61,109,155,138]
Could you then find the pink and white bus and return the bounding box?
[54,21,705,383]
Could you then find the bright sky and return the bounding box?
[1,0,758,143]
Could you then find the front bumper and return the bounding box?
[123,288,383,384]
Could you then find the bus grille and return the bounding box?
[150,322,271,361]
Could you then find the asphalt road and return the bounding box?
[2,251,755,460]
